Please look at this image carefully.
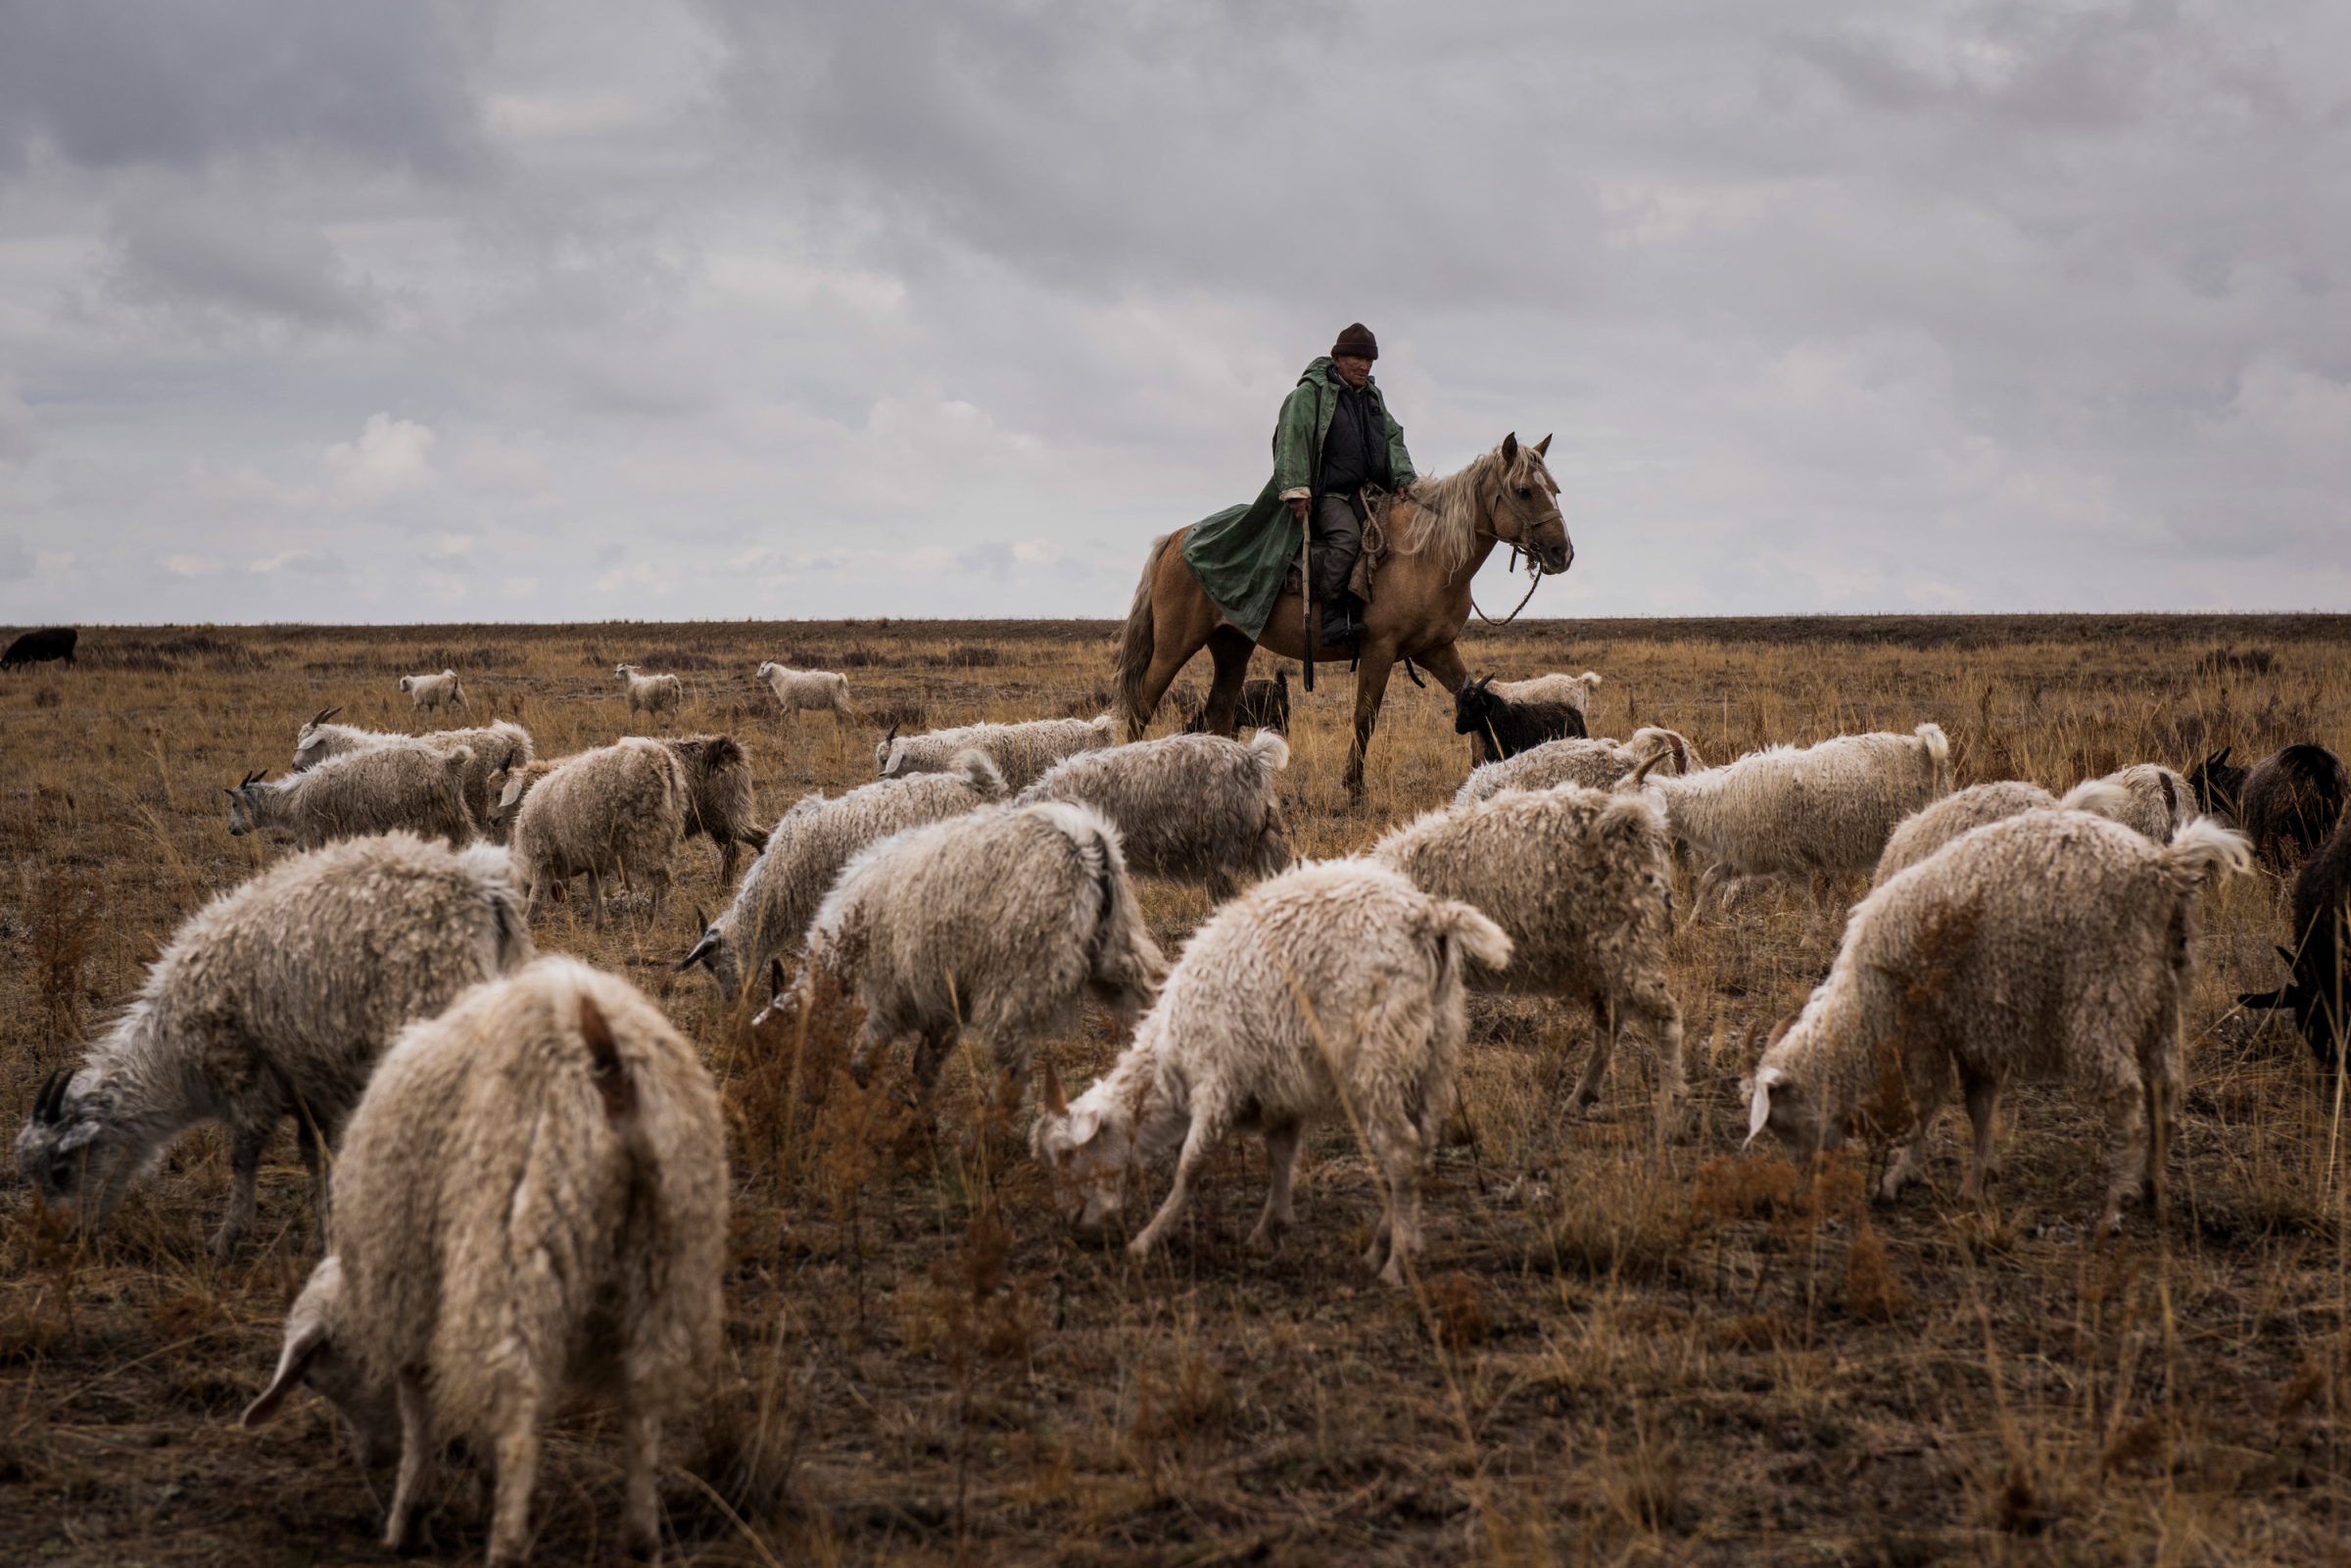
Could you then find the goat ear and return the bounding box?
[55,1117,103,1155]
[675,931,720,973]
[1068,1105,1104,1145]
[1041,1063,1069,1117]
[1501,432,1519,465]
[242,1319,328,1428]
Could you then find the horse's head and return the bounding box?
[1486,433,1572,575]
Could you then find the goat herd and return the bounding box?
[12,647,2351,1564]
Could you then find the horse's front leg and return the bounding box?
[1345,642,1400,800]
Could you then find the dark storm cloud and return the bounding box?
[0,0,481,175]
[0,0,2342,622]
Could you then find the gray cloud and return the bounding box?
[0,0,2342,625]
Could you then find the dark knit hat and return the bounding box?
[1330,322,1378,360]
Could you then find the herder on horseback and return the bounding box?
[1114,324,1576,798]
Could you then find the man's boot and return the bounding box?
[1319,594,1364,655]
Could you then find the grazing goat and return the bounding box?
[662,734,767,883]
[1031,860,1510,1285]
[1,627,76,669]
[242,958,725,1564]
[508,738,687,928]
[1375,770,1684,1130]
[1180,668,1292,736]
[17,834,532,1257]
[1454,727,1696,806]
[2095,763,2198,844]
[227,744,477,849]
[678,750,1006,1002]
[876,714,1118,792]
[396,668,464,712]
[1653,723,1953,915]
[1872,779,2133,885]
[1491,669,1602,715]
[755,660,855,719]
[1016,730,1292,891]
[615,663,685,722]
[2241,811,2351,1068]
[1746,814,2250,1233]
[291,711,532,828]
[2188,744,2349,866]
[768,802,1165,1105]
[1454,674,1588,765]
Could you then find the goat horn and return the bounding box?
[35,1069,68,1123]
[309,706,340,727]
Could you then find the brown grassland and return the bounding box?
[2,613,2349,1566]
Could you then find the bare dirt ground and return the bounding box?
[2,614,2348,1566]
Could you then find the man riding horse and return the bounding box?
[1183,322,1413,653]
[1114,326,1576,799]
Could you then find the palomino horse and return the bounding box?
[1115,433,1573,796]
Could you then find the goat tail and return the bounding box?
[2056,779,2134,821]
[2160,818,2254,889]
[1425,896,1513,978]
[1248,727,1292,773]
[577,991,638,1122]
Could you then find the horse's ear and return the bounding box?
[1533,434,1552,457]
[1500,432,1518,465]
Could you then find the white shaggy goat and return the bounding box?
[396,668,465,711]
[242,958,725,1563]
[290,711,533,828]
[876,714,1119,792]
[1031,860,1511,1286]
[614,663,685,722]
[1375,774,1685,1130]
[1746,813,2251,1233]
[1652,723,1953,913]
[227,743,477,849]
[17,833,532,1257]
[1491,670,1604,715]
[1872,779,2133,885]
[1454,726,1699,806]
[767,801,1166,1102]
[1014,730,1292,891]
[2097,762,2199,843]
[756,660,855,719]
[678,749,1007,1002]
[508,738,688,928]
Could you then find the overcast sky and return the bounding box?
[1,0,2344,624]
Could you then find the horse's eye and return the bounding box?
[1514,486,1532,499]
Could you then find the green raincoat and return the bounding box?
[1181,356,1417,641]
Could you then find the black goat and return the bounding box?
[2241,811,2351,1069]
[1180,668,1291,736]
[2188,743,2349,866]
[1454,674,1587,765]
[1,627,76,670]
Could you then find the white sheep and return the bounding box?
[241,958,726,1563]
[1872,778,2134,885]
[396,668,465,712]
[1030,859,1511,1285]
[755,660,855,719]
[1374,774,1685,1130]
[227,743,478,849]
[1651,723,1953,914]
[1014,730,1292,891]
[290,712,533,828]
[16,833,533,1257]
[2097,762,2199,843]
[1491,669,1604,715]
[678,749,1007,1002]
[508,738,687,928]
[1746,813,2251,1233]
[615,662,685,722]
[767,801,1166,1102]
[876,714,1119,792]
[1454,726,1698,806]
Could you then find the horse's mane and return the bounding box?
[1390,448,1509,578]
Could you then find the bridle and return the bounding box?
[1468,464,1559,628]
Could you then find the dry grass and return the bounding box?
[1,613,2348,1565]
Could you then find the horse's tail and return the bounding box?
[1115,532,1176,738]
